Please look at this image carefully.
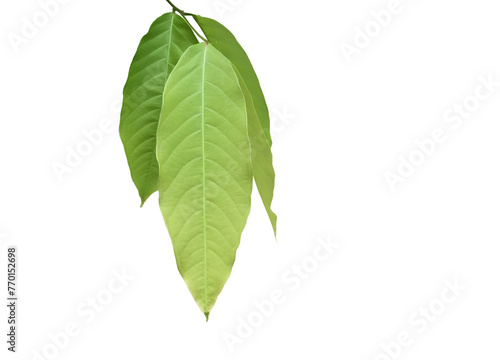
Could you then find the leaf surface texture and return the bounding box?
[194,15,272,146]
[233,66,277,236]
[157,43,252,318]
[120,12,198,205]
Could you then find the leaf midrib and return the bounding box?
[201,44,208,313]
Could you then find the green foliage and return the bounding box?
[120,13,198,206]
[119,5,277,320]
[233,66,277,236]
[157,43,252,318]
[193,15,272,146]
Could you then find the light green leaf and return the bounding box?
[120,12,198,206]
[233,66,277,237]
[193,15,272,146]
[157,42,252,319]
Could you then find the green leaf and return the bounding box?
[233,66,277,237]
[193,15,272,146]
[120,12,198,206]
[156,42,252,319]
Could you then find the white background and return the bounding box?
[1,0,500,359]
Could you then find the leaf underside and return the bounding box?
[120,12,198,206]
[120,12,278,319]
[157,43,253,318]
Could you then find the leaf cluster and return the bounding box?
[119,6,277,320]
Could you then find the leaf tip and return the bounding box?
[140,194,150,208]
[204,312,210,322]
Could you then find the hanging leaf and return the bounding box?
[193,15,272,146]
[118,1,278,320]
[156,42,253,319]
[233,66,277,237]
[120,12,198,206]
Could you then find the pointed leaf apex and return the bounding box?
[140,195,148,207]
[204,312,210,322]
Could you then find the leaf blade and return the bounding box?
[233,66,277,237]
[157,43,252,318]
[193,15,272,146]
[120,12,198,206]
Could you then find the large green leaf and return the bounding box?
[157,42,252,319]
[233,66,277,237]
[120,12,198,206]
[193,15,272,146]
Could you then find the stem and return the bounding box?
[166,0,182,12]
[178,11,208,42]
[166,0,208,42]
